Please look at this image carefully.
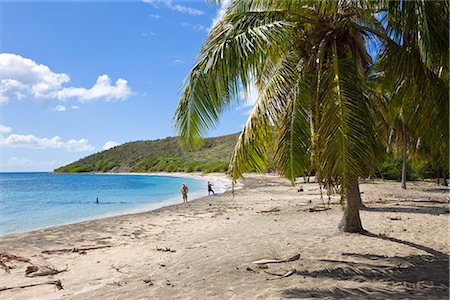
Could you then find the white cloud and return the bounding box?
[0,53,132,104]
[103,141,120,150]
[64,139,95,152]
[143,0,204,16]
[239,81,259,106]
[149,14,162,19]
[0,125,12,134]
[142,31,156,37]
[54,105,66,112]
[49,75,132,103]
[211,0,232,29]
[70,105,80,109]
[1,132,95,152]
[1,157,58,168]
[181,22,208,32]
[171,59,184,66]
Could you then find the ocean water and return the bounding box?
[0,172,225,236]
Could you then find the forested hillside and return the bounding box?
[54,133,239,173]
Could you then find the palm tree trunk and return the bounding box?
[339,178,364,233]
[440,170,448,186]
[401,135,408,189]
[357,180,365,208]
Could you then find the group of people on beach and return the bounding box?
[181,181,214,206]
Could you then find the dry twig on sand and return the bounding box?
[258,207,281,214]
[0,280,63,292]
[302,206,331,212]
[42,245,112,254]
[263,268,297,279]
[252,254,300,265]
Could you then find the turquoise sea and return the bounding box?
[0,172,225,236]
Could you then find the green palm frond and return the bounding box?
[174,7,296,147]
[317,42,381,187]
[273,72,312,184]
[227,52,300,182]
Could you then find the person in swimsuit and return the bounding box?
[207,181,215,196]
[181,183,189,206]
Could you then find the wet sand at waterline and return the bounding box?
[0,173,448,299]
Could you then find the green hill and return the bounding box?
[54,133,239,173]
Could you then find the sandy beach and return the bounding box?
[0,173,448,299]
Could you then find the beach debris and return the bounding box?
[111,264,130,274]
[389,216,402,221]
[0,261,8,273]
[264,268,297,279]
[143,277,153,285]
[25,263,68,277]
[252,254,300,265]
[302,205,330,212]
[42,245,112,254]
[258,207,280,214]
[246,267,256,272]
[0,251,30,273]
[156,246,176,253]
[0,280,63,292]
[255,264,269,269]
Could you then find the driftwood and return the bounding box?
[156,247,176,253]
[264,268,297,279]
[25,264,68,277]
[0,261,9,273]
[42,245,112,254]
[0,252,30,273]
[252,254,300,265]
[0,280,63,292]
[258,207,281,214]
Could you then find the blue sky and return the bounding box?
[1,0,248,172]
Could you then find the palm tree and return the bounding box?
[175,0,383,233]
[375,0,449,188]
[174,0,447,232]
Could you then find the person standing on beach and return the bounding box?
[207,181,215,196]
[181,183,189,206]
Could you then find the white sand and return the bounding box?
[0,174,448,299]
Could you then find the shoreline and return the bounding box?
[0,174,448,299]
[0,172,232,238]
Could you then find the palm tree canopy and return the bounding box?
[175,0,386,188]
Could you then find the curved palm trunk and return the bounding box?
[339,178,364,233]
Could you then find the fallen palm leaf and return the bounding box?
[252,254,300,265]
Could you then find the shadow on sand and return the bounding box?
[281,232,449,299]
[361,204,449,216]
